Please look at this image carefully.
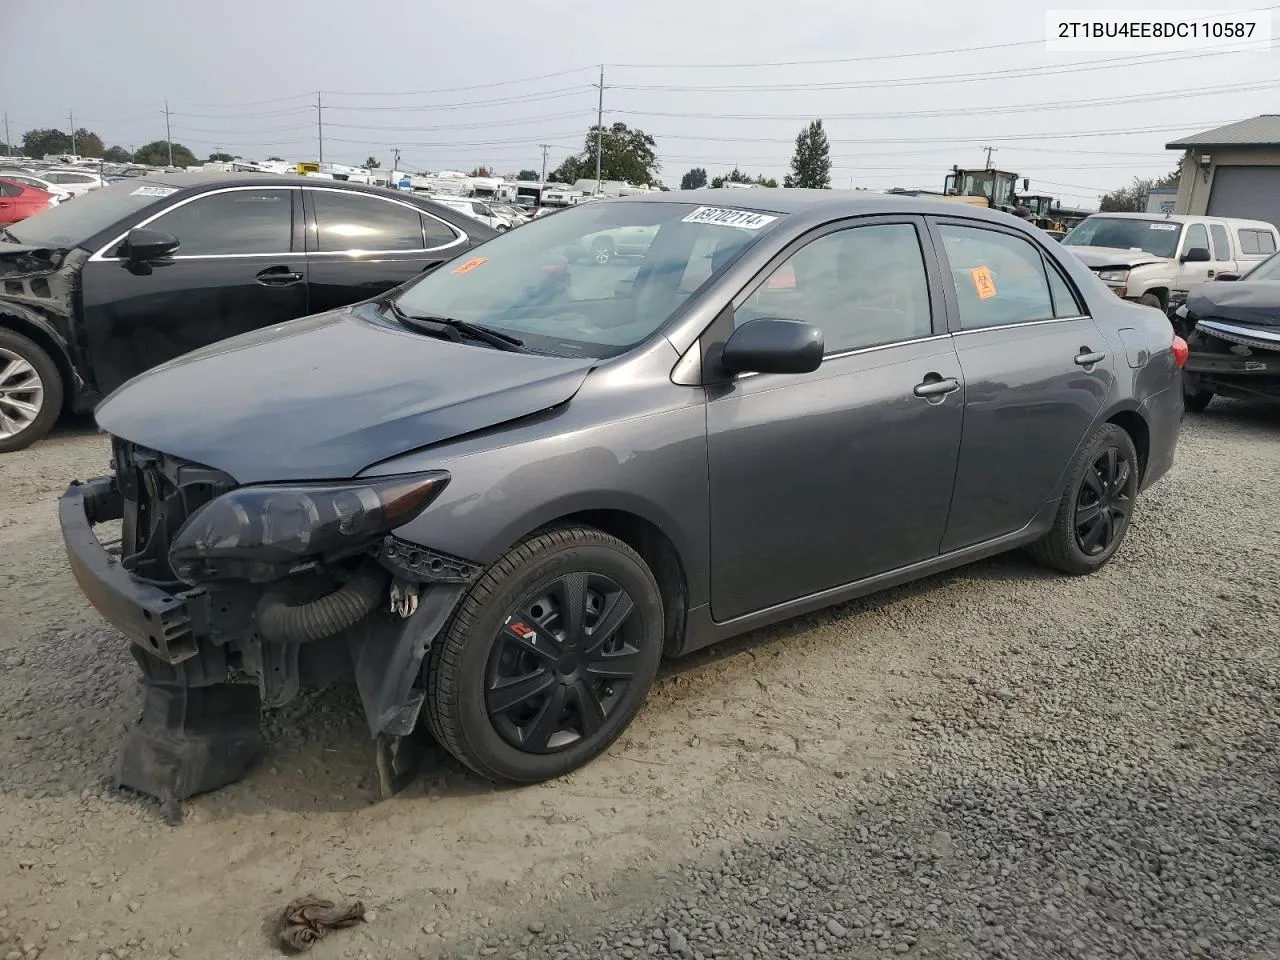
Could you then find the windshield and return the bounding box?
[390,200,784,358]
[1244,251,1280,281]
[5,178,174,247]
[1062,216,1183,258]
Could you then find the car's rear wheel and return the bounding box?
[423,526,664,783]
[591,238,613,265]
[1183,386,1214,413]
[1027,422,1139,575]
[0,328,62,454]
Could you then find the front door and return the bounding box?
[1176,221,1216,284]
[931,220,1114,551]
[303,188,466,314]
[707,218,964,622]
[81,186,305,395]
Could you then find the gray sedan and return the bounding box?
[60,190,1184,811]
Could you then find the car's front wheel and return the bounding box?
[423,525,664,783]
[0,328,63,454]
[1027,422,1140,575]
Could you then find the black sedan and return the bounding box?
[0,173,495,451]
[1171,251,1280,411]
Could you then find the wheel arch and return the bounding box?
[0,304,77,412]
[487,501,692,659]
[1104,404,1151,482]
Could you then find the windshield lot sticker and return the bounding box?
[451,256,488,275]
[971,266,997,300]
[130,185,178,197]
[1149,223,1179,231]
[680,207,778,230]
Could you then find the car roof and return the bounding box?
[1081,211,1279,229]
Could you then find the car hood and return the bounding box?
[95,303,597,484]
[1185,281,1280,328]
[1062,245,1170,270]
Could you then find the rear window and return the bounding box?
[5,179,174,248]
[1238,228,1277,256]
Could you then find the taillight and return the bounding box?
[1172,335,1189,369]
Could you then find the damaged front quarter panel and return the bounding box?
[0,245,93,403]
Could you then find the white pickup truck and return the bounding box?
[1060,213,1280,310]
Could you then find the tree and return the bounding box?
[364,156,381,169]
[680,167,708,190]
[517,169,539,181]
[468,166,493,178]
[133,140,198,167]
[22,129,73,158]
[1098,166,1182,213]
[266,156,284,162]
[74,129,105,158]
[208,151,235,162]
[549,123,661,187]
[103,146,132,162]
[786,120,832,189]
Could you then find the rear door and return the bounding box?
[303,187,467,314]
[931,219,1114,551]
[1208,222,1235,274]
[80,185,305,395]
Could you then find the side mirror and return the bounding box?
[1214,272,1239,281]
[1180,246,1211,263]
[123,227,179,262]
[721,318,823,375]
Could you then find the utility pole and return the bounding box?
[164,100,173,166]
[593,66,605,194]
[538,143,551,184]
[316,92,323,165]
[68,110,76,156]
[392,147,401,187]
[982,145,997,169]
[3,113,9,156]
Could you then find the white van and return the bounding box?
[1061,213,1280,309]
[428,195,514,232]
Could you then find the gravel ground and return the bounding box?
[0,403,1276,960]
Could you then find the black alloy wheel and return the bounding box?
[1028,422,1140,575]
[486,572,640,753]
[1073,446,1135,557]
[423,526,664,783]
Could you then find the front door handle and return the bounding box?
[1074,349,1106,367]
[255,266,304,286]
[913,374,961,399]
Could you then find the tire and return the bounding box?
[1139,293,1163,310]
[423,525,664,784]
[0,328,63,454]
[1182,387,1214,413]
[1027,422,1140,576]
[591,238,613,265]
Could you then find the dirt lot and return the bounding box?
[0,405,1277,960]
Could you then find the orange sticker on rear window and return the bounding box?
[970,266,996,299]
[452,256,487,276]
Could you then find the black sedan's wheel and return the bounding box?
[423,526,664,783]
[591,238,613,265]
[1027,422,1139,575]
[0,329,63,454]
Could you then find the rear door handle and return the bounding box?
[1075,349,1106,367]
[913,375,961,399]
[255,266,304,286]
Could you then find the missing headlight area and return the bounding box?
[66,439,470,821]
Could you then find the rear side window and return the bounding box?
[1045,260,1083,317]
[937,224,1055,329]
[0,181,20,197]
[1239,228,1278,255]
[1209,223,1231,261]
[150,189,294,256]
[312,191,425,252]
[422,213,460,247]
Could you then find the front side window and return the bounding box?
[390,201,785,358]
[938,224,1056,329]
[311,191,424,252]
[736,223,932,354]
[1181,223,1209,257]
[1062,217,1182,258]
[150,189,293,256]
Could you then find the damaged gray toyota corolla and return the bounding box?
[60,190,1183,819]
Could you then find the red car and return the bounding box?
[0,178,56,225]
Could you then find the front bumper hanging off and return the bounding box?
[59,474,470,821]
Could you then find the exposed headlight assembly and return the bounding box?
[169,472,449,583]
[1097,269,1130,283]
